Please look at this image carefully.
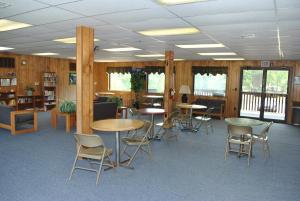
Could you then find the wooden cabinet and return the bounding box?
[43,72,56,111]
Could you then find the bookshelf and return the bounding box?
[0,72,17,106]
[16,95,43,110]
[43,72,56,111]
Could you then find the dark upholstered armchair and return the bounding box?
[93,102,118,121]
[0,105,38,135]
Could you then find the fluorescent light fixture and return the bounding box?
[158,0,208,5]
[135,54,164,58]
[32,52,59,56]
[158,58,185,61]
[53,37,99,44]
[0,46,14,51]
[139,27,199,36]
[103,47,141,52]
[68,57,76,60]
[95,59,118,62]
[176,43,225,48]
[198,52,236,56]
[213,58,245,61]
[0,19,31,32]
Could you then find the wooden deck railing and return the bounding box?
[240,92,287,114]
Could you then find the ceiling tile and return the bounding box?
[0,0,49,18]
[9,7,83,25]
[58,0,158,16]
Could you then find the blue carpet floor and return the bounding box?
[0,112,300,201]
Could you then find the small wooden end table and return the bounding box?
[51,108,76,133]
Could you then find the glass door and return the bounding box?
[263,70,289,120]
[239,69,264,118]
[239,68,289,122]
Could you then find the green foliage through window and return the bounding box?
[148,73,165,93]
[194,74,226,96]
[109,73,131,91]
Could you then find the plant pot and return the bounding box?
[26,90,33,96]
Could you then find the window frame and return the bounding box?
[108,72,132,92]
[147,72,165,94]
[193,73,228,97]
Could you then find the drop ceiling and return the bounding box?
[0,0,299,61]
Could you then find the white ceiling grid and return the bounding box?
[0,0,299,61]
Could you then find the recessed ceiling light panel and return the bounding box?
[198,52,236,56]
[213,58,245,61]
[176,43,225,48]
[0,19,31,32]
[0,46,14,51]
[103,47,141,52]
[32,52,59,56]
[54,37,99,44]
[135,54,164,58]
[139,27,199,36]
[157,0,208,5]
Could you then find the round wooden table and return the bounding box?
[139,108,165,139]
[92,119,144,168]
[176,103,207,131]
[225,118,264,127]
[143,95,164,107]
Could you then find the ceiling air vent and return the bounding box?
[0,1,11,8]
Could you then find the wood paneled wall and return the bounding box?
[95,60,300,123]
[0,53,76,107]
[1,51,300,123]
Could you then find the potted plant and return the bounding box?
[130,71,145,109]
[25,85,35,96]
[59,100,76,113]
[107,96,123,108]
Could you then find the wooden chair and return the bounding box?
[0,105,38,135]
[194,107,214,134]
[68,134,114,185]
[225,125,253,166]
[247,122,273,159]
[121,120,152,168]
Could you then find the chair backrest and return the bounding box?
[227,125,253,138]
[204,107,214,118]
[258,121,273,138]
[74,134,104,148]
[129,108,139,118]
[141,120,152,134]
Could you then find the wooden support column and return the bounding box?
[164,51,175,121]
[76,26,94,134]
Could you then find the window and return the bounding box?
[194,74,227,96]
[109,73,131,91]
[147,73,165,93]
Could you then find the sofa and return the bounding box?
[93,102,118,121]
[0,104,38,135]
[192,98,225,119]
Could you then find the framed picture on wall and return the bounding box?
[69,72,76,85]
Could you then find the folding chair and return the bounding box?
[68,134,114,185]
[121,120,152,168]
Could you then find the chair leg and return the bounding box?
[263,141,270,159]
[126,144,142,167]
[68,155,78,181]
[147,144,152,159]
[248,144,252,166]
[96,152,106,185]
[224,140,229,160]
